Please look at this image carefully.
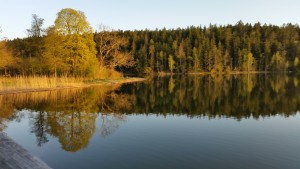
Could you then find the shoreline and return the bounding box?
[0,77,146,95]
[155,71,292,77]
[188,71,272,75]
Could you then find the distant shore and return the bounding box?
[155,71,292,76]
[0,77,145,95]
[188,71,272,75]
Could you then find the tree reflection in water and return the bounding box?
[1,74,300,152]
[100,113,126,138]
[0,85,125,152]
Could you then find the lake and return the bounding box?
[1,74,300,169]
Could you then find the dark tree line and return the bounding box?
[2,20,300,76]
[121,22,300,74]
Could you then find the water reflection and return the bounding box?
[0,85,125,152]
[100,113,127,137]
[130,74,300,119]
[1,74,300,152]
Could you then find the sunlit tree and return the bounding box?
[94,25,135,70]
[168,55,175,73]
[44,8,97,77]
[0,41,14,75]
[271,52,289,71]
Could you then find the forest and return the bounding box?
[124,22,300,74]
[1,8,300,77]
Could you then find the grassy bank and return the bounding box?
[0,76,145,95]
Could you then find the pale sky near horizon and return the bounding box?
[0,0,299,39]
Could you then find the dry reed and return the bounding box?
[0,76,85,91]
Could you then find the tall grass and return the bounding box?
[96,67,122,79]
[0,68,142,92]
[0,76,85,91]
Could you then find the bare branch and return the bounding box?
[26,14,45,37]
[95,25,135,69]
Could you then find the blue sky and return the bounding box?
[0,0,299,39]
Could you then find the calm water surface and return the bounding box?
[1,74,300,169]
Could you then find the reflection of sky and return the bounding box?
[5,111,300,169]
[1,0,300,39]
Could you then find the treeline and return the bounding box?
[122,22,300,73]
[1,8,300,76]
[0,9,134,78]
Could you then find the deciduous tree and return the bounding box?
[94,25,135,69]
[26,14,45,37]
[168,55,175,73]
[44,8,98,77]
[0,41,14,75]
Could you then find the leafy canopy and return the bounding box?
[54,8,92,35]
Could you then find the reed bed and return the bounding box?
[0,76,85,91]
